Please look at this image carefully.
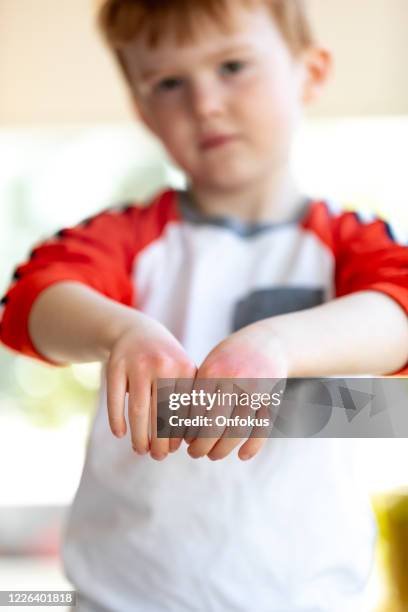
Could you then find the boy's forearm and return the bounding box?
[28,282,140,365]
[263,291,408,376]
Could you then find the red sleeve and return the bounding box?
[302,202,408,376]
[332,208,408,376]
[0,189,179,366]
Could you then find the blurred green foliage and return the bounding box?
[0,349,101,428]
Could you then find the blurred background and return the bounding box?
[0,0,408,610]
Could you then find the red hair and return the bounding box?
[98,0,314,86]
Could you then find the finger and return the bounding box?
[237,404,273,461]
[169,438,183,453]
[187,379,235,458]
[155,377,177,452]
[128,374,151,455]
[207,437,242,461]
[184,377,218,444]
[169,377,194,452]
[233,376,285,460]
[150,379,170,460]
[238,437,268,461]
[206,385,253,460]
[106,360,127,437]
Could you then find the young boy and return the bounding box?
[1,0,408,610]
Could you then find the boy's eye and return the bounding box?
[155,77,183,92]
[219,60,246,75]
[151,60,246,95]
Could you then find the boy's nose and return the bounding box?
[189,79,225,120]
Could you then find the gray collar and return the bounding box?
[176,189,312,238]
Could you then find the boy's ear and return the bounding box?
[300,47,332,105]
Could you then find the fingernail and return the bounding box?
[132,445,148,455]
[240,454,252,461]
[151,452,167,461]
[187,447,199,459]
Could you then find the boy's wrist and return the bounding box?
[100,307,144,358]
[254,316,298,378]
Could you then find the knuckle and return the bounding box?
[107,392,124,411]
[153,353,175,374]
[200,363,220,379]
[138,351,172,373]
[135,354,151,372]
[180,361,197,378]
[129,405,146,419]
[107,386,124,399]
[107,354,127,372]
[155,353,174,370]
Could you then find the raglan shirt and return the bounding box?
[1,188,408,612]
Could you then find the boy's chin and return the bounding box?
[193,166,262,193]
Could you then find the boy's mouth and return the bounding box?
[199,133,238,151]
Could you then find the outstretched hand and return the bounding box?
[106,311,197,460]
[184,321,289,461]
[107,315,288,463]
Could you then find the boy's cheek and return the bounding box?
[150,111,192,147]
[249,70,302,117]
[258,92,299,129]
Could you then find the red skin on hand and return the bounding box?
[185,322,289,461]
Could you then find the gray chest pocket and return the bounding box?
[232,287,325,331]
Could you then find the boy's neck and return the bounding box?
[187,169,303,225]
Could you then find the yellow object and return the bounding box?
[372,489,408,611]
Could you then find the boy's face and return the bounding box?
[121,3,317,192]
